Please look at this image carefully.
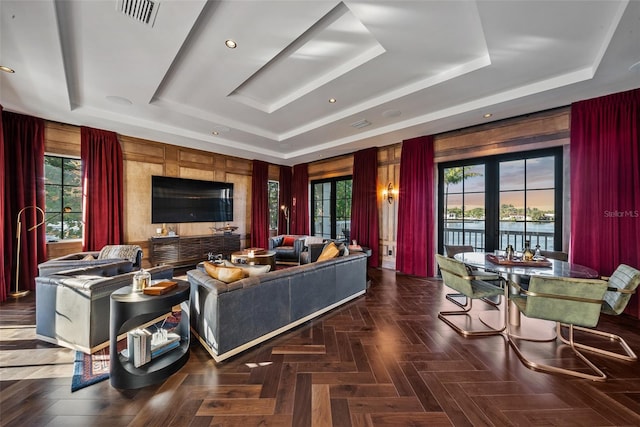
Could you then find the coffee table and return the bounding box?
[231,249,276,270]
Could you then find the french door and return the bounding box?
[438,148,563,254]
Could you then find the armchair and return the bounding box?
[38,244,143,277]
[268,235,305,264]
[507,276,609,381]
[436,254,507,337]
[558,263,640,361]
[36,261,173,353]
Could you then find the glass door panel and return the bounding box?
[443,165,485,251]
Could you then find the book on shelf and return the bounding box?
[151,331,180,353]
[151,338,180,358]
[125,330,181,366]
[127,328,152,368]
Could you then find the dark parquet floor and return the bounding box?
[2,268,640,426]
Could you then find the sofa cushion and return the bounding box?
[82,254,96,261]
[282,235,297,246]
[317,242,339,261]
[203,262,245,283]
[222,260,271,277]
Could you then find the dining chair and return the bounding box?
[443,245,502,308]
[519,249,569,288]
[558,263,640,361]
[507,275,609,381]
[540,250,569,262]
[436,254,507,337]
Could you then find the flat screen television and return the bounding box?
[151,175,233,224]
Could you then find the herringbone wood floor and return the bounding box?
[2,267,640,426]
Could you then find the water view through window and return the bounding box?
[440,149,561,253]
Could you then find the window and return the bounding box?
[44,155,83,241]
[311,176,352,240]
[268,180,279,230]
[442,164,486,249]
[438,148,562,253]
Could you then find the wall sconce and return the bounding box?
[382,182,398,204]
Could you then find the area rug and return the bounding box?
[71,312,181,392]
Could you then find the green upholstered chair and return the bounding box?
[558,263,640,361]
[443,245,502,308]
[508,276,609,381]
[540,250,568,262]
[436,254,506,337]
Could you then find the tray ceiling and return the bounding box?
[1,0,639,165]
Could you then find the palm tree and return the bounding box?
[444,167,482,244]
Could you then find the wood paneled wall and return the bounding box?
[43,122,253,266]
[435,107,570,162]
[43,106,570,270]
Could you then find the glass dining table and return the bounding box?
[454,251,599,340]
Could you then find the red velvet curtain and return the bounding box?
[0,106,4,301]
[351,147,380,267]
[570,88,640,316]
[2,112,46,300]
[81,127,124,250]
[291,163,309,235]
[396,136,435,277]
[278,165,292,235]
[251,160,269,248]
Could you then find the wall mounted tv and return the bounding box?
[151,175,233,224]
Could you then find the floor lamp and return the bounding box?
[12,206,45,298]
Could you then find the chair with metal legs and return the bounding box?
[558,263,640,361]
[443,245,502,308]
[436,254,507,337]
[507,276,610,381]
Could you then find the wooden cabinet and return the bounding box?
[149,234,240,267]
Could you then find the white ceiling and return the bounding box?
[1,0,639,166]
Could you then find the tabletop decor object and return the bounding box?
[486,253,552,268]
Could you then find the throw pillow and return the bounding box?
[282,235,296,246]
[317,242,339,261]
[222,260,271,277]
[203,262,245,283]
[82,254,95,261]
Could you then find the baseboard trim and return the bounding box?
[192,290,366,363]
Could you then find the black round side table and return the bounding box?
[109,281,190,389]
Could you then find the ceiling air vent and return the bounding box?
[350,119,372,129]
[116,0,160,27]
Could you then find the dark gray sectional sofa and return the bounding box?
[188,252,368,362]
[36,262,173,353]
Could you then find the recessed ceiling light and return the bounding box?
[0,65,15,73]
[212,131,219,135]
[225,39,237,49]
[483,113,493,118]
[329,98,337,103]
